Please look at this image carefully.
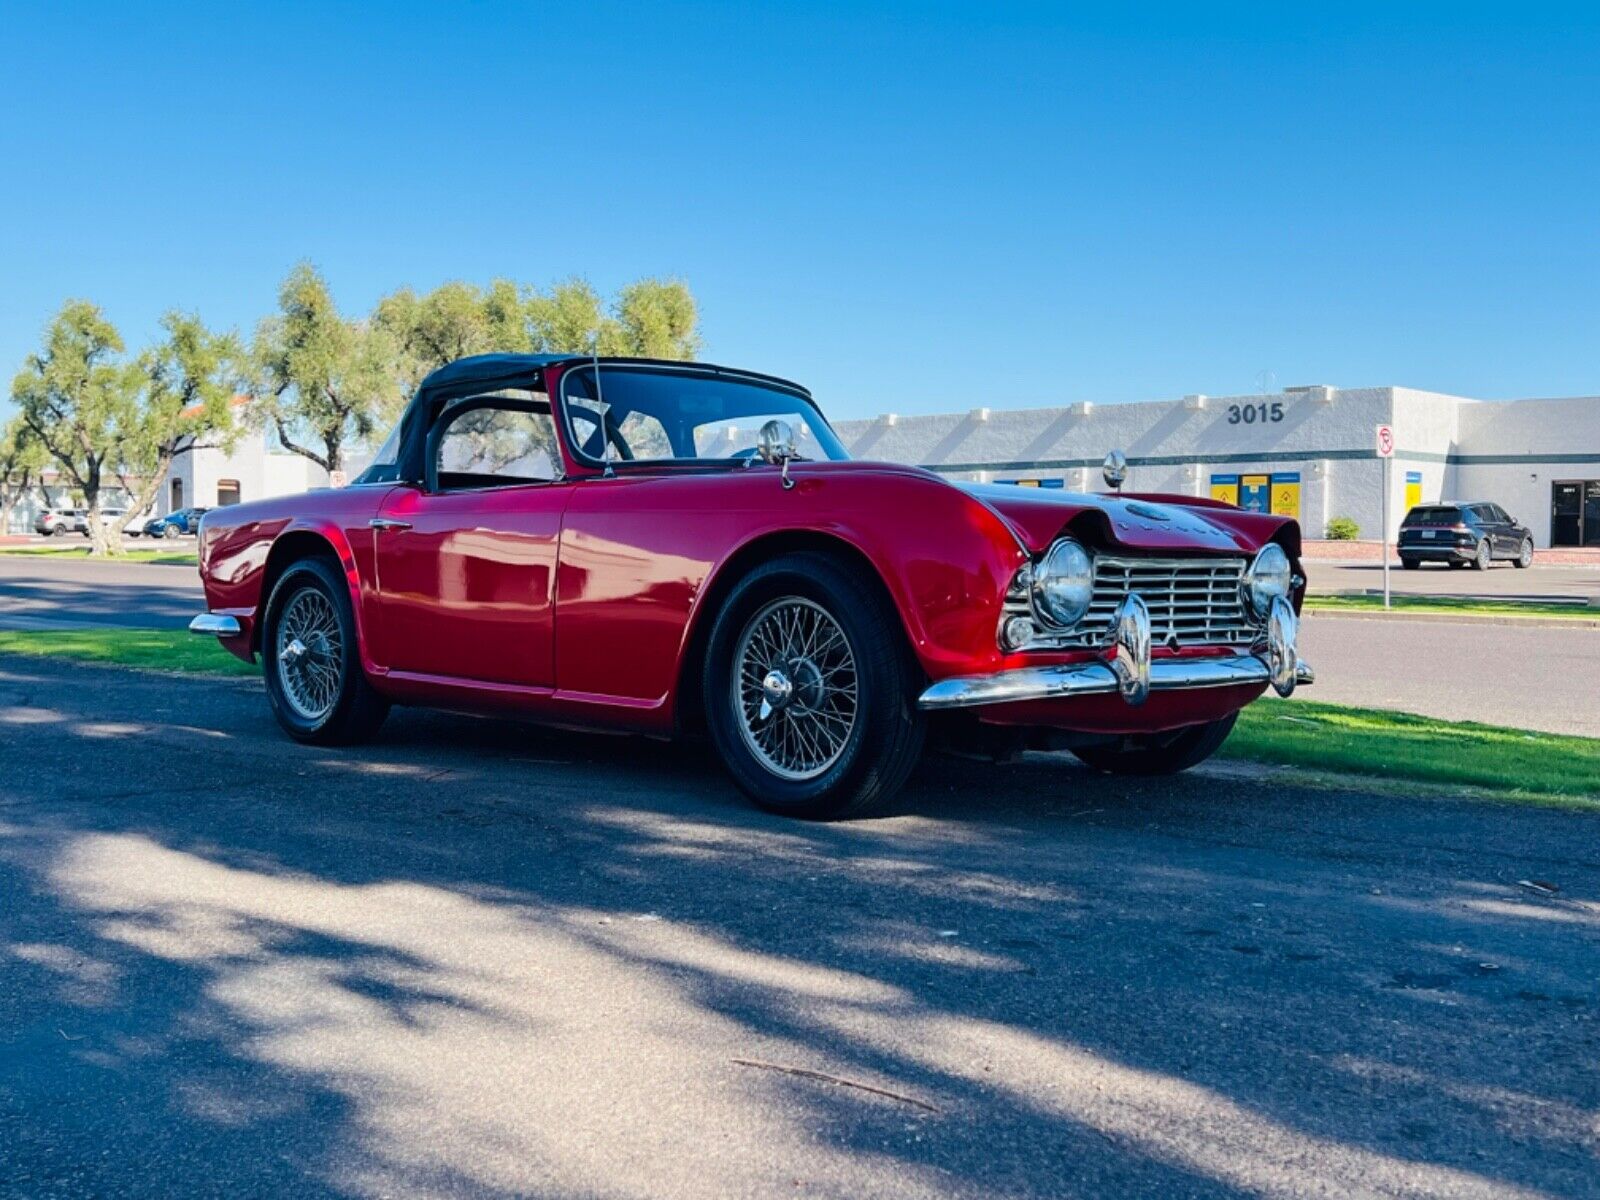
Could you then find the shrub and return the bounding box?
[1325,515,1360,540]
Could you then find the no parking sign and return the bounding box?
[1377,424,1396,608]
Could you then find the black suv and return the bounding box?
[1398,502,1534,570]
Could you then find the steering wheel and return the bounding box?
[569,403,635,462]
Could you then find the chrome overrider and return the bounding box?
[189,613,242,637]
[918,594,1313,711]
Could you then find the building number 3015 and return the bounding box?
[1227,401,1285,425]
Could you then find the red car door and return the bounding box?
[368,396,573,689]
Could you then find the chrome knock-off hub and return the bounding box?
[734,597,860,781]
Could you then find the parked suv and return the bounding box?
[33,508,85,536]
[1398,502,1534,570]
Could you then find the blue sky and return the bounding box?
[2,2,1597,423]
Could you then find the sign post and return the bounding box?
[1375,424,1395,609]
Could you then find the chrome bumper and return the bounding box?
[918,595,1313,711]
[189,612,242,637]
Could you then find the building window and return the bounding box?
[170,478,183,511]
[217,479,241,507]
[1551,480,1600,547]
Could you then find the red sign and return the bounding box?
[1375,424,1395,458]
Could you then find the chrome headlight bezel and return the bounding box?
[1031,538,1094,628]
[1242,543,1292,621]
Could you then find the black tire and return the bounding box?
[261,556,389,745]
[1513,538,1533,569]
[1472,539,1491,570]
[1400,557,1420,571]
[1071,713,1238,776]
[702,552,925,819]
[163,524,179,539]
[1448,560,1465,570]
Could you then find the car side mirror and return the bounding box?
[757,419,797,490]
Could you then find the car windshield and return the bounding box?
[1404,506,1462,525]
[560,365,846,466]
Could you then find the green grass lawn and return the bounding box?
[0,627,1593,806]
[0,543,199,566]
[1304,593,1595,620]
[0,627,256,675]
[0,545,198,565]
[1227,698,1600,806]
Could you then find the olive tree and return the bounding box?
[374,278,528,405]
[112,312,242,539]
[526,277,700,359]
[252,263,399,478]
[608,278,701,360]
[375,276,702,391]
[11,303,240,554]
[11,302,141,556]
[0,417,48,535]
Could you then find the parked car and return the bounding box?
[1398,502,1533,570]
[141,507,209,539]
[190,354,1313,819]
[80,507,129,537]
[34,508,85,536]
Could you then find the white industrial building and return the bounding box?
[833,386,1600,549]
[157,427,326,518]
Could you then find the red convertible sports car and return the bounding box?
[192,354,1313,818]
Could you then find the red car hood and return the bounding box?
[955,482,1284,556]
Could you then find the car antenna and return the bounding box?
[592,339,614,479]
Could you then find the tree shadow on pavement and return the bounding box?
[2,661,1597,1198]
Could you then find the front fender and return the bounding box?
[686,471,1029,686]
[200,498,386,670]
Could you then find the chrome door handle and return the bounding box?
[369,518,412,532]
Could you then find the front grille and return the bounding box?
[1015,554,1256,650]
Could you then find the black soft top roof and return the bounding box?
[416,353,576,392]
[415,353,810,398]
[362,354,813,486]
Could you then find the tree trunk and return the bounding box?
[82,459,119,558]
[0,470,22,535]
[85,498,113,557]
[116,446,177,545]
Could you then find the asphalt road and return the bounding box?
[1296,613,1600,738]
[0,556,202,631]
[1305,561,1600,603]
[2,658,1597,1198]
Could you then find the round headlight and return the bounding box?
[1032,539,1094,627]
[1244,543,1292,620]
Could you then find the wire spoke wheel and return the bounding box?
[732,597,858,781]
[275,587,344,722]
